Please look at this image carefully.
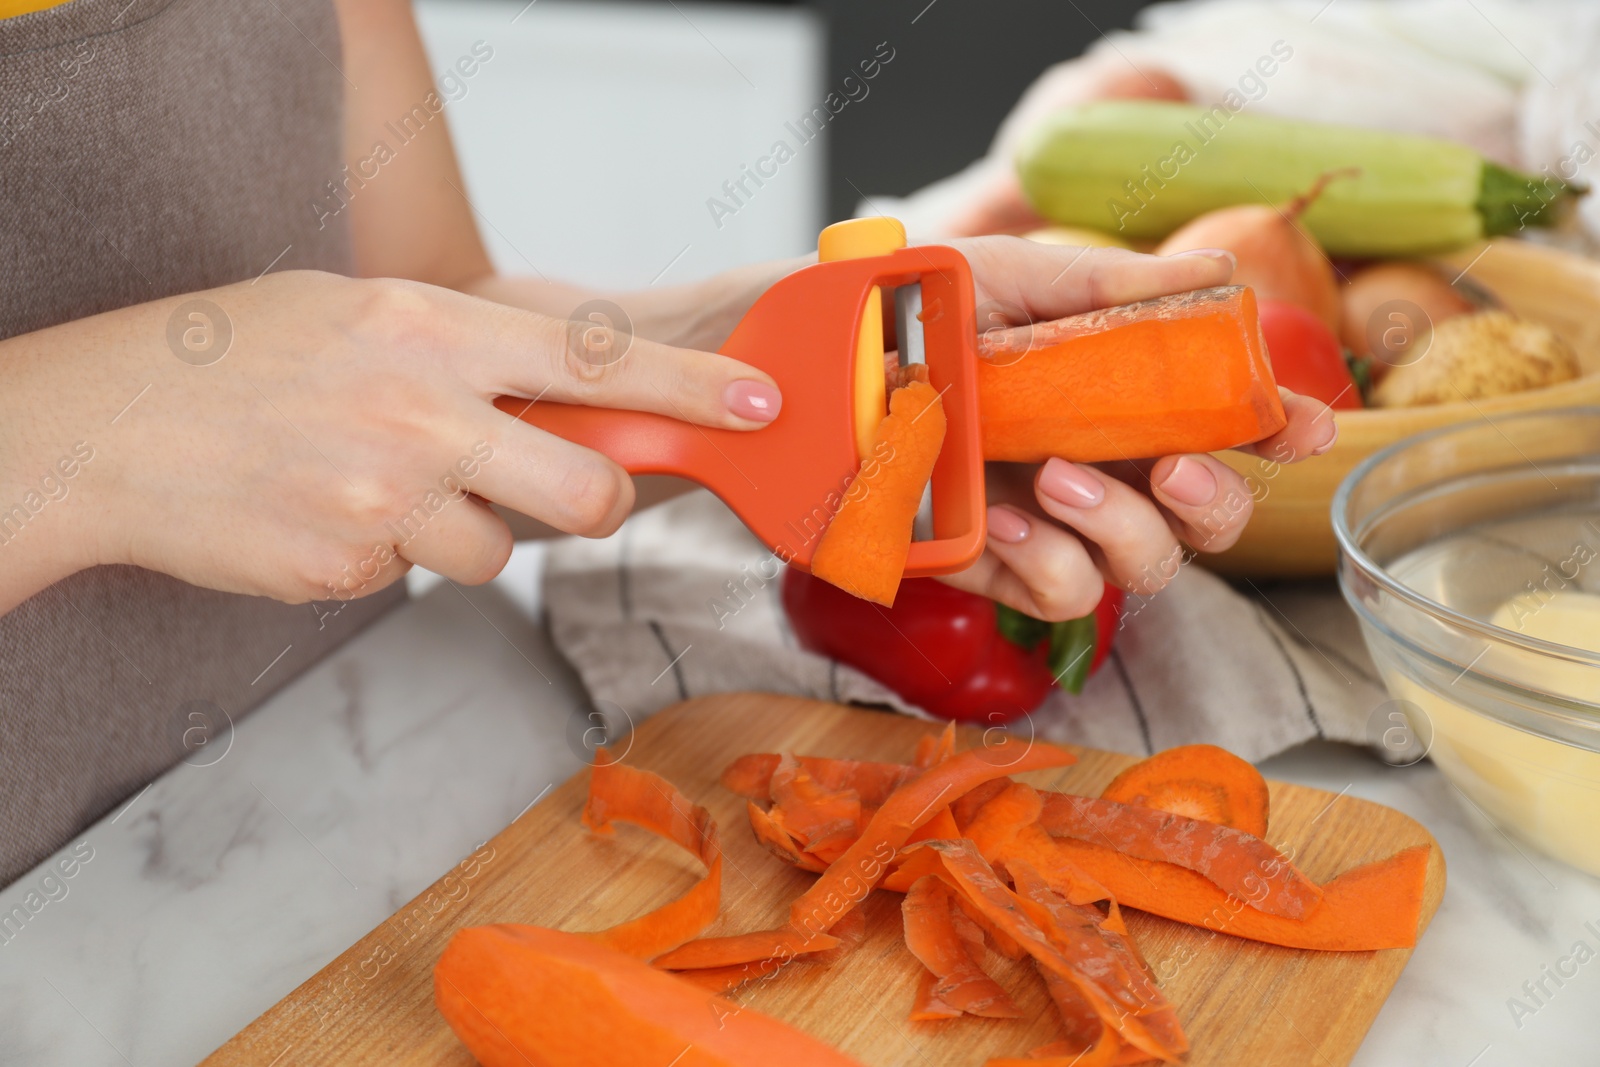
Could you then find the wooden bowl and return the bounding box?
[1207,238,1600,578]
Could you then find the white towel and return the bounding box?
[542,491,1389,763]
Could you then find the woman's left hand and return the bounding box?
[936,236,1336,620]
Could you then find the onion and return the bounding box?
[1339,262,1475,370]
[1155,172,1349,331]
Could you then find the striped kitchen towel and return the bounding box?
[541,490,1390,763]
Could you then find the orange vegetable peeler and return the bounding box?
[495,218,989,577]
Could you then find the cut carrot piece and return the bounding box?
[436,925,865,1067]
[978,286,1285,464]
[580,750,721,960]
[1039,794,1322,920]
[747,800,829,873]
[895,841,1183,1064]
[1101,744,1270,837]
[902,876,1021,1019]
[652,928,839,970]
[1050,837,1431,951]
[811,369,948,606]
[721,754,918,807]
[671,956,787,996]
[788,741,1076,936]
[910,968,963,1022]
[913,723,957,770]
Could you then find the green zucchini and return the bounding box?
[1016,101,1578,257]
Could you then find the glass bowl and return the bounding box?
[1334,408,1600,876]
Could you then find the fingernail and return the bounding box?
[987,505,1031,544]
[725,380,781,423]
[1157,456,1217,507]
[1039,458,1104,508]
[1171,248,1237,272]
[1311,418,1339,457]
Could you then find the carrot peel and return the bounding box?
[580,750,722,960]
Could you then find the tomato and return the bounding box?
[1258,299,1363,410]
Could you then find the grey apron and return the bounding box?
[0,0,402,886]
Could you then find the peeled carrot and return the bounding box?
[1101,744,1270,837]
[721,753,918,806]
[580,750,722,959]
[1039,794,1322,920]
[902,876,1021,1019]
[978,286,1285,464]
[652,928,839,970]
[811,367,947,606]
[671,956,787,996]
[435,925,865,1067]
[1049,837,1431,951]
[789,741,1076,936]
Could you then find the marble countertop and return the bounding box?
[2,572,1596,1067]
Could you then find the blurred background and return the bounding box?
[413,0,1154,287]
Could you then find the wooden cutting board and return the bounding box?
[203,693,1445,1067]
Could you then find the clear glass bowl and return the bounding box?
[1334,409,1600,876]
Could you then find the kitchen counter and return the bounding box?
[2,574,1596,1066]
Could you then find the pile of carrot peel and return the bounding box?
[436,732,1431,1067]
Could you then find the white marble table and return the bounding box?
[1,576,1596,1067]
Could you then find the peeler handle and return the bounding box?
[497,244,988,579]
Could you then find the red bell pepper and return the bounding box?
[781,568,1123,724]
[1258,299,1365,410]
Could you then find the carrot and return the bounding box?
[435,925,865,1067]
[721,753,918,806]
[1049,838,1431,951]
[810,367,948,606]
[895,841,1183,1064]
[1100,744,1270,837]
[652,928,839,970]
[580,750,722,959]
[1038,794,1322,920]
[788,741,1076,936]
[902,876,1021,1019]
[978,286,1285,464]
[747,800,829,873]
[910,968,963,1021]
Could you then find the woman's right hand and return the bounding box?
[0,271,782,611]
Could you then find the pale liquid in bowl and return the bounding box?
[1378,506,1600,874]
